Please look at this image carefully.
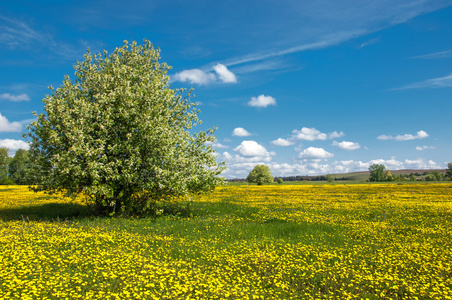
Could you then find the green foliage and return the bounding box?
[247,165,274,185]
[326,174,334,183]
[277,178,284,184]
[369,164,388,182]
[26,40,225,216]
[9,149,31,185]
[0,148,13,185]
[432,170,443,181]
[446,163,452,181]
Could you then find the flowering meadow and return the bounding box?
[1,183,451,299]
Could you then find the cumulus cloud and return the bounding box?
[213,64,237,83]
[1,93,31,102]
[404,159,441,169]
[415,145,435,151]
[220,142,275,178]
[298,147,334,159]
[292,127,327,141]
[271,127,345,147]
[234,140,272,157]
[0,113,22,132]
[248,94,276,108]
[232,127,252,137]
[218,155,445,179]
[173,69,216,85]
[333,141,361,151]
[0,139,29,156]
[271,138,294,146]
[378,130,429,141]
[329,131,345,139]
[174,64,237,85]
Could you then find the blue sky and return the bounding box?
[1,0,451,178]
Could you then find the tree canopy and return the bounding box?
[0,148,12,185]
[27,40,225,215]
[446,163,452,181]
[369,164,388,182]
[9,149,31,185]
[247,165,274,185]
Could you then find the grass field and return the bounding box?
[1,184,452,299]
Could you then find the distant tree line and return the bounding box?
[369,163,452,182]
[227,163,452,183]
[0,148,33,185]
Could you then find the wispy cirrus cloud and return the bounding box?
[393,74,452,90]
[359,37,380,48]
[0,16,46,48]
[416,145,435,151]
[414,50,452,59]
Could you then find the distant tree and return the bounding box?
[432,170,443,182]
[0,148,13,185]
[247,165,274,185]
[384,170,393,181]
[409,174,416,182]
[277,178,284,184]
[445,163,452,181]
[425,174,435,181]
[26,40,225,216]
[326,174,334,182]
[369,164,387,182]
[9,149,30,185]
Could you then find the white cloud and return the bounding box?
[394,74,452,90]
[220,145,275,178]
[1,93,31,102]
[232,127,252,137]
[206,141,229,149]
[173,69,216,85]
[329,131,345,139]
[359,37,380,48]
[248,94,276,108]
[0,16,45,48]
[213,64,237,83]
[0,113,22,132]
[404,159,441,169]
[173,64,237,85]
[271,138,294,146]
[271,127,344,146]
[298,147,334,159]
[218,155,446,179]
[234,140,272,157]
[414,50,452,59]
[0,139,29,156]
[292,127,327,141]
[415,145,435,151]
[368,158,404,170]
[333,141,361,151]
[378,130,429,141]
